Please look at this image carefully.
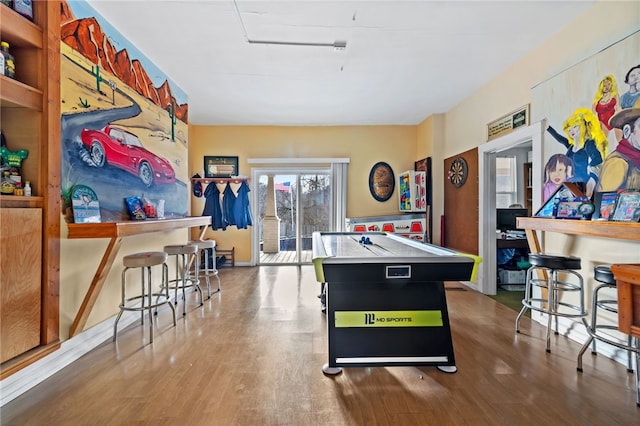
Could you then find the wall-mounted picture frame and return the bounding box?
[609,191,640,222]
[204,156,238,178]
[369,161,395,202]
[592,191,618,220]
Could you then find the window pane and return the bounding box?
[496,156,517,208]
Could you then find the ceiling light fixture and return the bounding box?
[232,0,347,50]
[247,39,347,50]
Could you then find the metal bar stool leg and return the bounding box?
[146,265,154,343]
[113,252,175,343]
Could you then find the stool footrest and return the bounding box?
[120,294,173,311]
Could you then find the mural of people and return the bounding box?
[545,108,608,197]
[592,75,621,143]
[596,107,640,192]
[593,75,620,129]
[620,65,640,109]
[542,153,574,202]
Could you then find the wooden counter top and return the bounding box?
[67,216,211,239]
[517,217,640,242]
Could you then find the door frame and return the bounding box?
[477,121,544,295]
[250,165,333,266]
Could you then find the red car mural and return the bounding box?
[80,125,176,187]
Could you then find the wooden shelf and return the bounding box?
[517,217,640,241]
[67,216,211,239]
[191,176,249,184]
[0,5,43,49]
[0,194,43,208]
[0,75,43,109]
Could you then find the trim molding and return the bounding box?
[247,158,350,164]
[0,314,136,407]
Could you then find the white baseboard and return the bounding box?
[0,314,136,407]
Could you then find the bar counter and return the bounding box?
[516,217,640,254]
[67,216,211,337]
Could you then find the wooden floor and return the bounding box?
[2,266,639,425]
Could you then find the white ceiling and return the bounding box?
[86,0,595,126]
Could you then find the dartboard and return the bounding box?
[449,157,468,187]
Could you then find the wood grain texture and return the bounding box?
[611,263,640,339]
[517,217,640,241]
[0,208,42,363]
[444,148,479,254]
[2,265,639,425]
[67,216,211,239]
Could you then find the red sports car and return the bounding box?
[80,125,175,187]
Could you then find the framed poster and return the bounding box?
[204,156,238,178]
[609,191,640,222]
[592,191,618,220]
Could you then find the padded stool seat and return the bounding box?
[164,244,203,316]
[189,240,221,299]
[528,253,581,271]
[594,265,616,285]
[113,251,177,343]
[577,265,639,406]
[515,253,587,353]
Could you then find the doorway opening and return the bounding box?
[249,160,348,265]
[477,122,544,295]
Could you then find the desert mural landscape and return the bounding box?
[59,1,190,220]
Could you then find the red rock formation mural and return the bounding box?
[60,1,188,123]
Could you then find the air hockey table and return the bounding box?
[312,231,479,375]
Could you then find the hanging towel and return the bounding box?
[203,182,226,230]
[222,183,237,226]
[234,181,253,229]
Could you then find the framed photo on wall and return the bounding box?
[592,191,618,220]
[609,191,640,222]
[204,156,238,178]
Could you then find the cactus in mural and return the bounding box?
[91,65,103,92]
[167,101,177,142]
[78,97,90,108]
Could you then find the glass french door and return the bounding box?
[254,168,332,265]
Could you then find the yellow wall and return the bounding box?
[189,125,418,261]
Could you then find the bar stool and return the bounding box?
[578,265,636,371]
[515,253,588,353]
[164,243,203,316]
[189,239,221,299]
[113,251,176,343]
[577,265,639,404]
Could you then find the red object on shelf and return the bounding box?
[353,225,366,232]
[410,221,423,233]
[382,223,395,232]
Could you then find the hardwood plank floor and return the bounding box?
[2,266,638,425]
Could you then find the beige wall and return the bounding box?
[58,1,640,342]
[188,125,419,261]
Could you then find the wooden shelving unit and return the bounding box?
[0,1,61,379]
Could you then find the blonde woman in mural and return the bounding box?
[592,75,621,143]
[545,108,608,197]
